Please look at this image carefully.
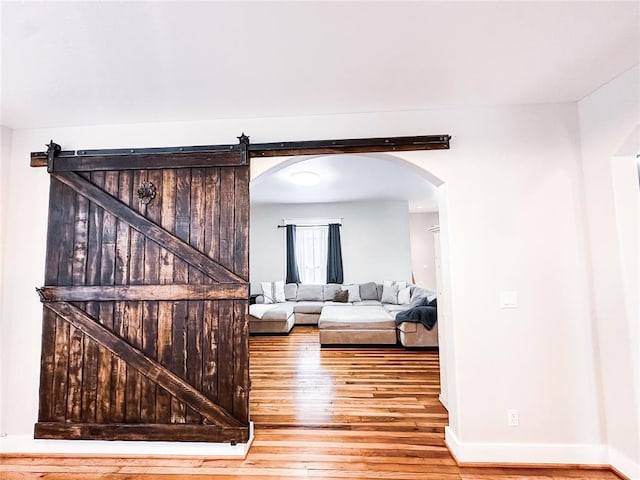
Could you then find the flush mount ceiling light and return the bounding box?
[290,171,320,186]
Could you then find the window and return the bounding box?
[294,225,328,284]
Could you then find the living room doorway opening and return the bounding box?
[248,151,454,421]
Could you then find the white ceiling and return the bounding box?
[250,154,440,212]
[1,1,638,208]
[1,1,638,130]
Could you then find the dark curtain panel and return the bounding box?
[326,223,344,284]
[285,224,300,284]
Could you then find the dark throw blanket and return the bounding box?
[395,305,438,331]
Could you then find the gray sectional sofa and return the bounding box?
[249,282,438,348]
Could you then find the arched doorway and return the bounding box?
[248,152,456,430]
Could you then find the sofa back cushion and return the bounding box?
[297,284,324,301]
[359,282,378,300]
[341,284,362,302]
[412,286,437,303]
[260,281,285,303]
[398,286,412,305]
[284,283,298,301]
[323,284,342,301]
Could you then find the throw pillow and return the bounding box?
[323,284,342,301]
[381,284,400,304]
[284,283,298,301]
[341,284,361,302]
[260,281,274,304]
[398,286,412,305]
[359,282,378,300]
[273,280,286,303]
[333,290,349,303]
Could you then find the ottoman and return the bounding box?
[249,303,295,334]
[318,305,397,345]
[397,321,438,348]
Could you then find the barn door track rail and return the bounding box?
[30,133,451,170]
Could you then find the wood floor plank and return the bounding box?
[1,327,622,480]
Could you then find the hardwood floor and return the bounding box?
[1,326,620,479]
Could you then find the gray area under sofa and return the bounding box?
[249,282,438,347]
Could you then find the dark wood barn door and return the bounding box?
[34,149,250,442]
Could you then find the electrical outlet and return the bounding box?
[507,409,519,426]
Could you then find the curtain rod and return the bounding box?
[277,223,342,228]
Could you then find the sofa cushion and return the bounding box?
[293,301,325,314]
[260,281,286,303]
[381,284,400,304]
[284,283,298,301]
[297,284,324,301]
[411,286,437,303]
[359,282,378,300]
[398,286,412,305]
[323,284,342,301]
[341,284,361,302]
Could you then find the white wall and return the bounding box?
[408,212,439,289]
[578,65,640,478]
[0,125,12,437]
[250,200,413,291]
[0,104,609,467]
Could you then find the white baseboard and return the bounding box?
[445,426,608,465]
[609,446,640,480]
[0,422,253,458]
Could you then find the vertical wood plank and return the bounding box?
[112,170,132,422]
[202,300,219,404]
[141,168,162,423]
[52,314,70,421]
[81,171,104,423]
[219,169,235,273]
[96,170,118,423]
[125,170,146,423]
[156,169,176,423]
[171,168,191,423]
[203,168,220,267]
[202,168,220,406]
[51,181,76,421]
[38,178,65,422]
[232,300,249,423]
[186,168,205,423]
[66,188,89,422]
[217,169,236,416]
[233,166,250,281]
[217,300,234,415]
